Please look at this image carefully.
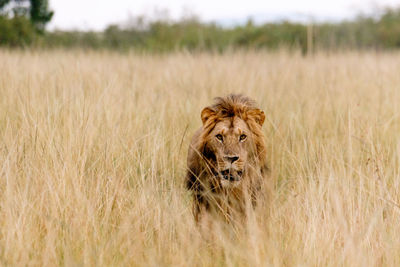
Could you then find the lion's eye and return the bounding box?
[216,134,223,142]
[239,134,247,141]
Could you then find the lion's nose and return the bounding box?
[225,156,239,163]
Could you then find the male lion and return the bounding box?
[186,94,268,222]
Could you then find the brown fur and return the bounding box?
[186,94,268,222]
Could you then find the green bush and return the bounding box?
[0,15,36,47]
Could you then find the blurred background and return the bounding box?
[1,0,400,53]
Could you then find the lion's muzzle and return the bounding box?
[220,169,243,182]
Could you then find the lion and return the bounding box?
[186,94,268,222]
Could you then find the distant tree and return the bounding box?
[29,0,53,30]
[0,0,11,14]
[0,0,53,30]
[0,0,9,9]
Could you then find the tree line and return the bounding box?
[1,1,400,52]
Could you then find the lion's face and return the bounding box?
[204,116,255,188]
[195,95,266,190]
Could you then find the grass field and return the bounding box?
[1,50,400,266]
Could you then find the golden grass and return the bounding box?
[1,49,400,266]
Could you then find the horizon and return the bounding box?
[48,0,400,31]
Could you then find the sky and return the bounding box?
[48,0,400,31]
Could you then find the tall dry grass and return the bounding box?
[1,49,400,266]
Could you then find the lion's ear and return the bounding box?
[201,107,216,125]
[248,109,265,126]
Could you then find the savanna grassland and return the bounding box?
[1,50,400,266]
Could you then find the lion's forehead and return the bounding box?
[215,117,249,135]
